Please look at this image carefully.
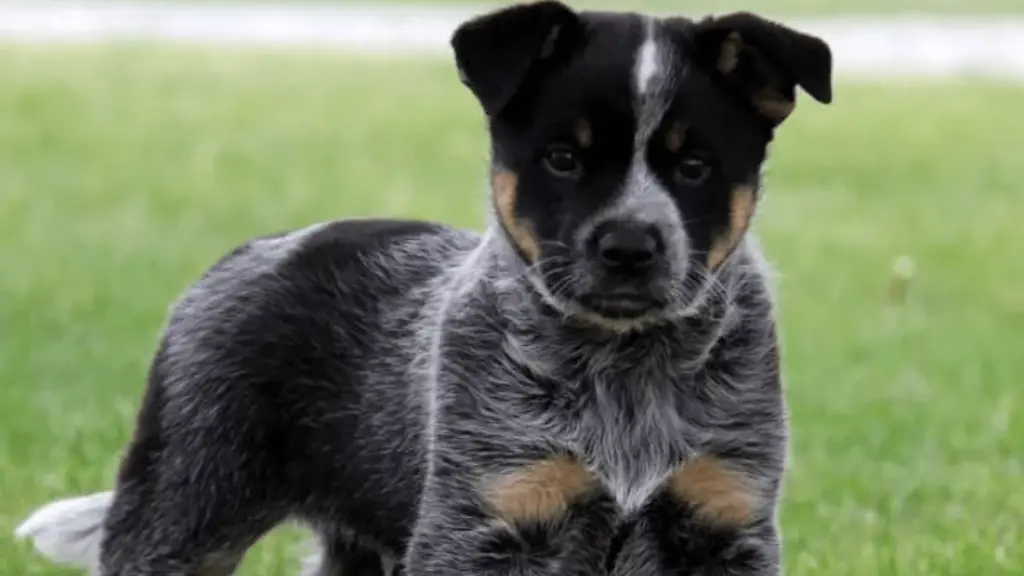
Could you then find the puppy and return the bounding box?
[15,2,832,575]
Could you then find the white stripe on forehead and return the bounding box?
[635,18,661,96]
[632,17,674,144]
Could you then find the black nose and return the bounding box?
[593,222,664,271]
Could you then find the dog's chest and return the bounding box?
[570,373,700,515]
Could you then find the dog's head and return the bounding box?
[452,2,832,331]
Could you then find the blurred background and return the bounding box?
[1,1,1021,574]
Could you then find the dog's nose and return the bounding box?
[592,222,664,271]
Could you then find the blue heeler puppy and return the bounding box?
[15,2,832,575]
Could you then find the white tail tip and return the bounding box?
[15,491,114,568]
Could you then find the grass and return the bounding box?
[127,0,1024,16]
[0,44,1021,575]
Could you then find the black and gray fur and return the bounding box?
[15,2,832,575]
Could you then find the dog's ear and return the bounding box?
[691,12,832,124]
[450,1,580,117]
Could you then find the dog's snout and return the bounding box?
[591,221,664,271]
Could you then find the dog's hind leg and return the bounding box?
[15,485,274,576]
[92,465,286,576]
[79,381,290,575]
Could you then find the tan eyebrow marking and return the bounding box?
[575,118,593,149]
[665,120,687,153]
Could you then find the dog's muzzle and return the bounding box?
[578,219,670,319]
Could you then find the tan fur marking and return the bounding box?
[481,455,595,525]
[707,184,755,270]
[717,32,743,75]
[753,88,796,122]
[492,170,540,262]
[575,118,593,149]
[713,31,796,122]
[665,120,686,153]
[667,456,754,527]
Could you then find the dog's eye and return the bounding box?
[542,144,582,178]
[674,155,712,186]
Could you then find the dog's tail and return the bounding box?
[14,491,114,570]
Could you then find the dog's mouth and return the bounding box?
[576,291,666,320]
[531,259,680,325]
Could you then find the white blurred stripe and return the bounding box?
[1,1,1024,78]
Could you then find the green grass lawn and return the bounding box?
[129,0,1024,16]
[0,45,1021,575]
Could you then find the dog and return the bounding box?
[15,2,832,574]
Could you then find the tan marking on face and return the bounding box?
[574,118,593,149]
[480,455,596,526]
[752,88,796,122]
[665,120,686,154]
[666,455,755,527]
[492,170,540,262]
[707,184,755,270]
[717,32,743,75]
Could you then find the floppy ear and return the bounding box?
[450,1,580,117]
[692,12,832,124]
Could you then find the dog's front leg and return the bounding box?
[716,521,782,576]
[635,489,781,576]
[677,520,782,576]
[403,446,617,576]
